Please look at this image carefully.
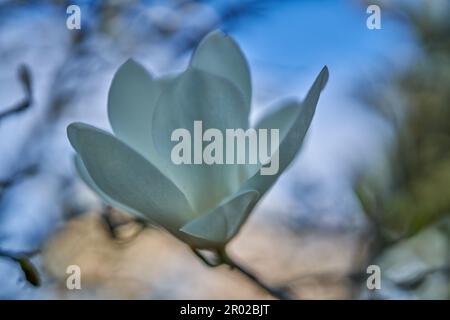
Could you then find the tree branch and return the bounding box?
[218,248,294,300]
[0,64,33,122]
[0,164,38,191]
[0,248,41,286]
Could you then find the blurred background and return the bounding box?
[0,0,449,299]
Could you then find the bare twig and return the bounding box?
[190,246,293,299]
[218,249,294,300]
[0,248,41,287]
[0,65,33,122]
[394,266,450,290]
[0,164,38,191]
[100,206,146,242]
[191,248,221,267]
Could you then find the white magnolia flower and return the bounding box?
[67,30,328,249]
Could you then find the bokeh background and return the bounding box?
[0,0,449,299]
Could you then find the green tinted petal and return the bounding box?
[190,30,252,112]
[152,68,248,213]
[74,155,147,221]
[179,190,259,248]
[67,122,194,231]
[243,66,329,196]
[107,59,172,166]
[244,100,300,179]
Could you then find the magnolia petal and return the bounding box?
[152,68,248,214]
[255,100,299,139]
[107,59,172,165]
[179,190,259,248]
[74,155,147,220]
[243,100,300,179]
[67,122,195,231]
[190,30,252,112]
[243,66,329,196]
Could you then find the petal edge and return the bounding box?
[179,190,259,248]
[68,122,195,232]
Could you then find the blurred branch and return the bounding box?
[189,246,293,299]
[173,0,288,55]
[218,249,294,300]
[0,164,38,201]
[279,269,366,291]
[394,265,450,291]
[191,248,221,267]
[0,247,40,259]
[0,247,41,287]
[0,65,33,123]
[100,206,146,242]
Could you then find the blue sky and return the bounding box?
[228,0,414,88]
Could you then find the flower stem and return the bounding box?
[218,248,293,300]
